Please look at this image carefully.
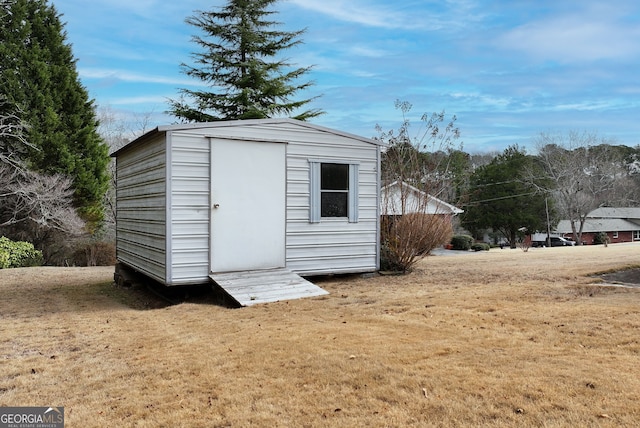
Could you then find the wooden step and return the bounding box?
[209,268,328,307]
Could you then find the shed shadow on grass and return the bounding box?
[110,279,236,311]
[107,262,237,309]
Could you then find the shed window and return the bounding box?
[321,163,349,217]
[309,160,359,223]
[634,231,640,240]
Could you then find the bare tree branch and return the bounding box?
[377,100,462,271]
[1,97,85,239]
[0,166,85,234]
[534,131,624,244]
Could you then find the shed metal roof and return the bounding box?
[110,118,383,157]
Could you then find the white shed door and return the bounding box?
[210,138,286,273]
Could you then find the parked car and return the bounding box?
[532,237,575,247]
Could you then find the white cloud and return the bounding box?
[347,45,390,58]
[78,0,203,18]
[496,4,640,63]
[289,0,489,33]
[450,91,513,109]
[78,68,202,87]
[109,95,169,106]
[288,0,417,29]
[351,70,382,79]
[551,100,620,112]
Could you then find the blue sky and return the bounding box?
[53,0,640,153]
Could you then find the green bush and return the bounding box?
[471,242,490,252]
[0,236,43,269]
[593,232,608,245]
[451,235,474,251]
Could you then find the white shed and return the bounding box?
[111,118,382,305]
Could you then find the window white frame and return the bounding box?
[613,231,619,239]
[309,159,359,223]
[634,230,640,241]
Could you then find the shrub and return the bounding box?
[72,241,116,266]
[0,236,43,268]
[380,213,453,272]
[593,232,608,245]
[380,244,406,272]
[451,235,473,251]
[471,242,490,252]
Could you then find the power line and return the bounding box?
[465,176,550,190]
[460,191,540,207]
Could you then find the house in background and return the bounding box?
[380,181,464,246]
[555,207,640,244]
[380,181,463,218]
[111,118,383,306]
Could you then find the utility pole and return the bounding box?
[545,197,551,247]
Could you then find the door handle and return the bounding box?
[213,204,220,209]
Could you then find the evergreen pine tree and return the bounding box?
[169,0,322,122]
[0,0,109,222]
[461,146,549,248]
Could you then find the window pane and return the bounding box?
[321,163,349,190]
[321,192,348,217]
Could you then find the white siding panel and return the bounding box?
[172,207,209,221]
[289,255,378,276]
[173,232,208,250]
[171,192,210,207]
[115,135,167,283]
[117,247,165,283]
[173,249,209,265]
[287,228,377,246]
[117,219,165,236]
[118,230,165,251]
[117,208,164,222]
[173,178,209,192]
[171,264,210,283]
[168,132,211,285]
[117,195,165,209]
[117,169,164,187]
[283,129,380,275]
[172,163,209,178]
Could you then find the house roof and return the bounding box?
[381,181,463,216]
[110,118,383,157]
[556,218,640,234]
[555,206,640,234]
[587,207,640,220]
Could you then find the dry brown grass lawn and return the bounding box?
[2,244,640,427]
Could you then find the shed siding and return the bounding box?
[189,121,380,275]
[115,136,166,283]
[167,131,211,285]
[286,139,379,274]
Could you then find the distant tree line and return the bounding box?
[381,124,640,249]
